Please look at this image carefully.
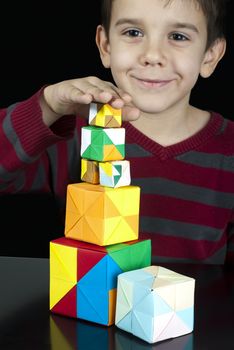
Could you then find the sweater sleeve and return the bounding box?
[0,88,76,194]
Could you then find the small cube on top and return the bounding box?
[89,103,122,128]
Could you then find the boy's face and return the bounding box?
[97,0,224,115]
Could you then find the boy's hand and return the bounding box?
[41,76,140,126]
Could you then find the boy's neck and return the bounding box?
[130,105,210,147]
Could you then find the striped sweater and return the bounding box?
[1,89,234,265]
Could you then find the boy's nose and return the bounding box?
[139,40,167,66]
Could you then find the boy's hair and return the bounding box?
[101,0,228,49]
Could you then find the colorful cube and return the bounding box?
[81,159,99,184]
[115,266,195,343]
[50,237,151,326]
[64,182,140,246]
[99,160,131,188]
[89,102,122,128]
[81,126,125,161]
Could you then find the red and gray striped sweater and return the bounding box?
[1,90,234,265]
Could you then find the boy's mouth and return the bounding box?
[134,77,174,88]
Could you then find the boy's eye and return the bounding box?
[124,29,143,37]
[169,33,188,41]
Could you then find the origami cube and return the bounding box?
[81,159,99,184]
[80,126,125,161]
[64,182,140,246]
[99,160,131,188]
[50,237,151,326]
[89,102,122,128]
[115,266,195,344]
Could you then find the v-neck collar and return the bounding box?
[123,112,224,160]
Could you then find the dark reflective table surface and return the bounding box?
[0,257,233,350]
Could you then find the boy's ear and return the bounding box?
[200,38,226,78]
[96,25,111,68]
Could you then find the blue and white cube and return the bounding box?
[99,160,131,188]
[115,266,195,344]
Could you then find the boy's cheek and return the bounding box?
[110,50,134,68]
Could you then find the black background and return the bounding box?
[0,1,234,118]
[0,2,234,258]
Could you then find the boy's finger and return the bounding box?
[109,86,132,102]
[122,105,141,121]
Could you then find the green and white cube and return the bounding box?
[81,126,125,162]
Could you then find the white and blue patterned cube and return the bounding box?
[115,266,195,344]
[99,160,131,188]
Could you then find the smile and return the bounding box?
[135,77,174,89]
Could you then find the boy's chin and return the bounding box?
[132,99,169,115]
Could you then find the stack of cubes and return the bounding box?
[49,103,195,343]
[49,102,152,326]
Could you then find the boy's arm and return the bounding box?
[0,88,76,194]
[0,76,140,194]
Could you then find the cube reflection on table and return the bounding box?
[50,314,116,350]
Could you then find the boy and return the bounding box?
[1,0,233,264]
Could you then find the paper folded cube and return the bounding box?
[89,102,122,128]
[115,266,195,344]
[50,237,151,326]
[81,159,99,184]
[81,126,125,161]
[99,160,131,188]
[64,182,140,246]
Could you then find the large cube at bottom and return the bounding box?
[50,237,151,326]
[115,266,195,343]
